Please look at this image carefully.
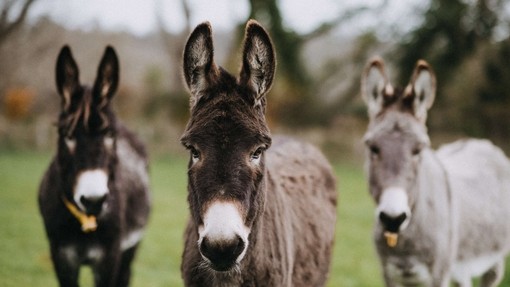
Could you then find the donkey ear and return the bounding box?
[183,22,218,106]
[56,45,80,111]
[93,46,119,101]
[406,60,436,123]
[361,57,392,119]
[239,20,276,106]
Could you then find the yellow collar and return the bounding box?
[62,196,97,233]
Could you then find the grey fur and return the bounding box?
[362,58,510,287]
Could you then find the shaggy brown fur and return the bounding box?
[180,20,337,287]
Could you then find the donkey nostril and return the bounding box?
[80,195,107,214]
[80,194,106,204]
[200,235,245,271]
[234,236,244,256]
[379,211,408,233]
[200,237,212,259]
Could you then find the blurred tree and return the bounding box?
[476,39,510,142]
[395,0,510,140]
[396,0,504,88]
[3,87,35,120]
[154,0,191,127]
[236,0,369,126]
[156,0,190,91]
[0,0,37,46]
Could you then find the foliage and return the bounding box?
[475,39,510,143]
[396,0,504,85]
[3,88,35,121]
[0,0,37,46]
[394,0,510,143]
[234,0,363,127]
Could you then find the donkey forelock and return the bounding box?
[58,87,114,138]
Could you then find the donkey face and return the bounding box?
[55,46,119,216]
[362,58,436,235]
[181,20,275,272]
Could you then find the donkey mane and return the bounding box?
[373,86,422,120]
[58,86,113,137]
[181,68,270,146]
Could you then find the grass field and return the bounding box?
[1,150,509,286]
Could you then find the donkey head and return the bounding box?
[55,46,119,218]
[181,20,275,272]
[362,58,436,240]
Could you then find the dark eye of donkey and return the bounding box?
[190,147,200,161]
[251,147,264,161]
[369,145,380,156]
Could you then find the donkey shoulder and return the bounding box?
[436,139,510,221]
[116,123,147,161]
[436,139,510,178]
[266,135,337,200]
[264,136,337,285]
[115,123,150,196]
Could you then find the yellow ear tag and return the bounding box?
[384,232,398,248]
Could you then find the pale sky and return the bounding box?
[28,0,422,37]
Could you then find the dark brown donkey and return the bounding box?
[180,20,338,287]
[38,46,151,287]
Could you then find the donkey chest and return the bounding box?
[59,243,106,267]
[383,255,432,285]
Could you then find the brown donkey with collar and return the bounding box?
[38,46,150,287]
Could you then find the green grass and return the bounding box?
[1,150,510,286]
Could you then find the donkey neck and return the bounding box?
[411,148,452,216]
[243,169,294,287]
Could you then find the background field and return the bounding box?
[1,150,510,286]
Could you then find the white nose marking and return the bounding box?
[376,187,411,230]
[74,169,109,210]
[198,201,250,262]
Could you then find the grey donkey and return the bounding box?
[361,57,510,287]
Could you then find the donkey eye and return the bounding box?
[412,147,422,156]
[189,147,200,162]
[251,147,264,161]
[369,145,380,156]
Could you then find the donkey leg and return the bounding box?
[115,245,138,287]
[93,249,121,287]
[452,278,473,287]
[50,244,80,287]
[382,273,398,287]
[437,275,451,287]
[479,259,504,287]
